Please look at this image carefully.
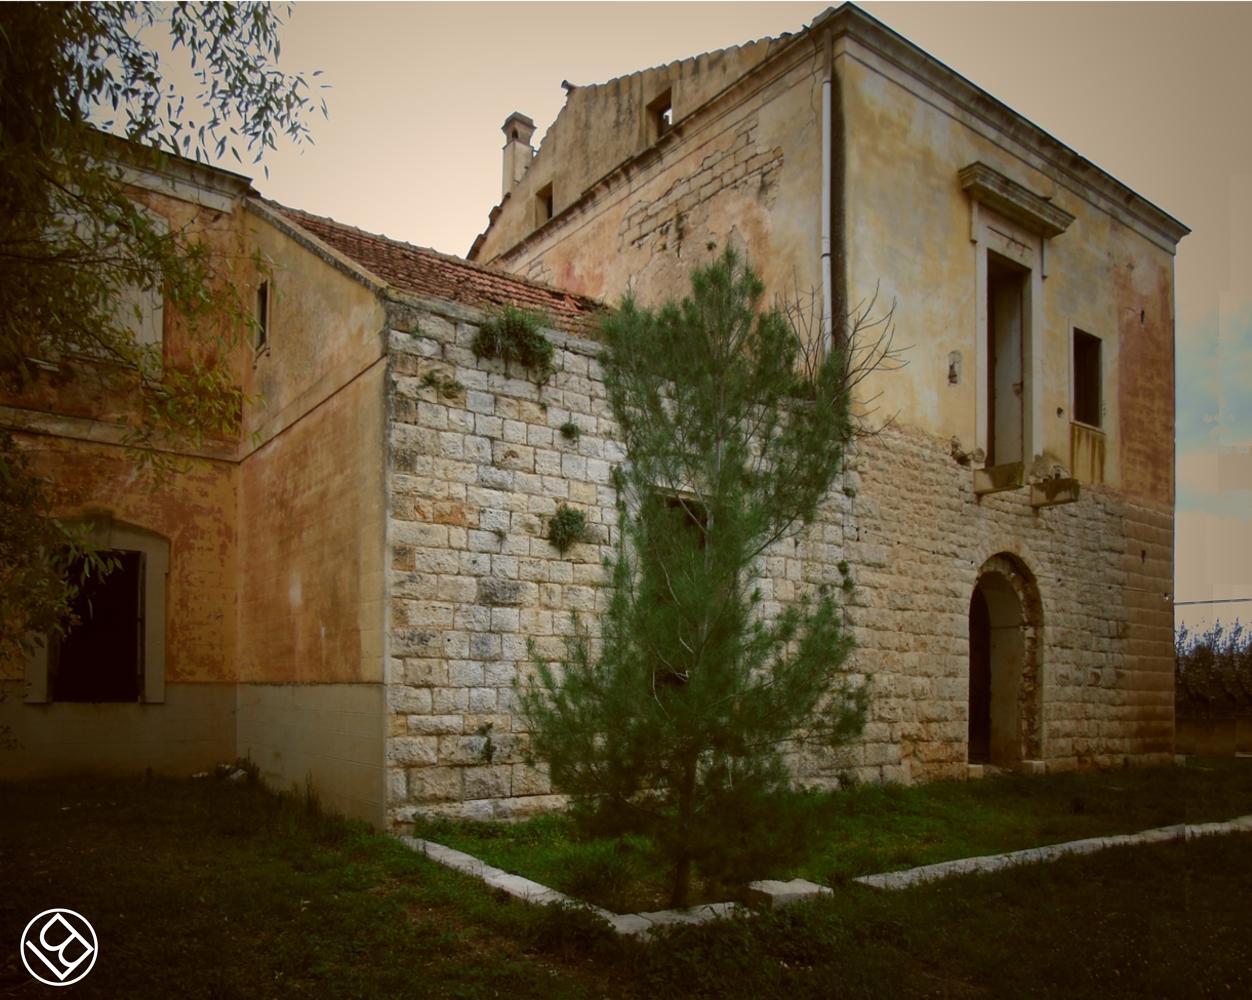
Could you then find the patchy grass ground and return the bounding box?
[1,766,1249,998]
[416,758,1252,910]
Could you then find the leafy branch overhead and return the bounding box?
[0,2,324,656]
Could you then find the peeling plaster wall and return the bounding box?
[838,44,1177,504]
[478,33,790,260]
[0,174,245,779]
[233,218,389,816]
[478,38,828,314]
[0,185,391,805]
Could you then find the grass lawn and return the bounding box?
[415,757,1252,911]
[0,767,1248,998]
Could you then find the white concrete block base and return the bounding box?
[400,836,740,937]
[854,814,1252,890]
[401,814,1252,932]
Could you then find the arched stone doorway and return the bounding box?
[967,553,1042,767]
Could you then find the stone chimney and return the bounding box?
[501,112,536,200]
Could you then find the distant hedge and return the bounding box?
[1176,621,1252,718]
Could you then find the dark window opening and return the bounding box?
[647,90,673,143]
[986,253,1027,466]
[1073,329,1102,427]
[51,549,145,702]
[255,280,269,351]
[535,183,554,226]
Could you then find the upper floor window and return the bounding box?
[535,183,554,226]
[255,280,270,351]
[647,89,673,144]
[1072,329,1102,428]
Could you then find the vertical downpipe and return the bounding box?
[821,73,831,352]
[820,36,834,355]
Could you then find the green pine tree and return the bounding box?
[521,250,869,908]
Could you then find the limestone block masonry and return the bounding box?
[383,302,1174,829]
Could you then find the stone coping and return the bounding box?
[849,813,1252,892]
[401,814,1252,931]
[399,837,740,937]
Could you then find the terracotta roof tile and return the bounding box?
[270,202,602,334]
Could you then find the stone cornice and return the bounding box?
[826,3,1189,252]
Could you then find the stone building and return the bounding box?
[0,144,599,824]
[461,3,1188,799]
[3,3,1187,828]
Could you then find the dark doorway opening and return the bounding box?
[968,584,992,764]
[52,549,144,702]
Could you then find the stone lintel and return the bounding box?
[960,162,1076,239]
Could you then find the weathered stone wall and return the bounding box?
[477,38,825,316]
[382,299,1174,827]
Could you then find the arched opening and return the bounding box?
[968,553,1042,767]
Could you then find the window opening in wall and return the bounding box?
[986,252,1027,466]
[1073,329,1102,428]
[648,492,708,690]
[51,549,145,702]
[255,280,270,351]
[535,183,554,226]
[647,89,673,143]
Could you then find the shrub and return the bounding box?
[547,504,588,555]
[1176,621,1252,717]
[471,307,555,381]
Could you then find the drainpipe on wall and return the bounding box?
[820,33,834,356]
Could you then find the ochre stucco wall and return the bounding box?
[2,434,238,685]
[235,214,388,685]
[838,49,1177,505]
[237,362,387,685]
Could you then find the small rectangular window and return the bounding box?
[647,90,673,143]
[255,281,270,351]
[1073,329,1102,427]
[535,183,554,226]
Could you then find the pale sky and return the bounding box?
[200,1,1251,628]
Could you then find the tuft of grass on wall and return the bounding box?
[472,307,555,382]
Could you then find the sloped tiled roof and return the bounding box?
[270,202,602,334]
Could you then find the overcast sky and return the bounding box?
[212,1,1250,627]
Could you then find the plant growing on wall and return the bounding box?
[546,503,588,555]
[471,307,555,382]
[520,249,882,907]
